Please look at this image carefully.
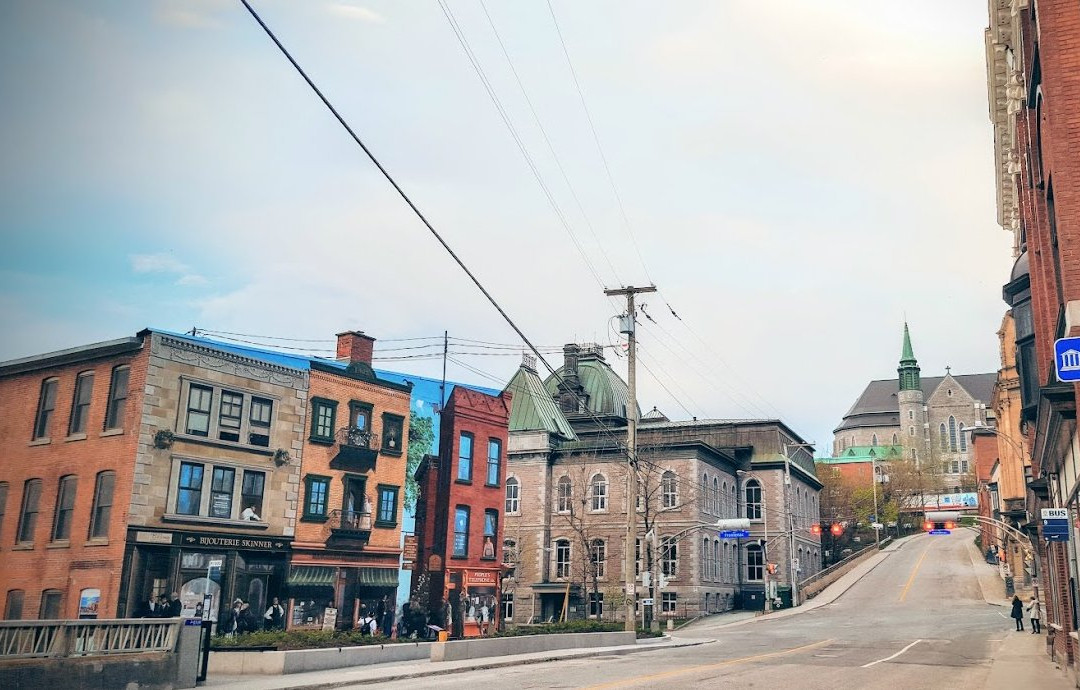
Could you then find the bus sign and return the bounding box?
[928,529,951,536]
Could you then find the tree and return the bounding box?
[405,411,434,510]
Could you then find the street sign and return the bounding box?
[720,530,750,539]
[640,598,654,606]
[1042,508,1070,540]
[871,522,884,530]
[929,529,951,535]
[1047,532,1070,542]
[1043,508,1069,520]
[1054,337,1080,382]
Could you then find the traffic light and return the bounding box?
[810,523,822,536]
[767,563,778,575]
[829,523,844,537]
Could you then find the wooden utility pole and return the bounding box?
[604,285,656,631]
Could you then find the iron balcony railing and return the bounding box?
[335,426,378,450]
[328,509,372,532]
[0,618,179,660]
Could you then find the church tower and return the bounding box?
[897,323,925,463]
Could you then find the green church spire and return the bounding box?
[898,322,921,391]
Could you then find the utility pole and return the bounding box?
[606,285,656,632]
[871,454,881,549]
[439,330,448,409]
[783,442,815,609]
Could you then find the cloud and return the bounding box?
[326,3,385,24]
[130,253,188,274]
[175,274,208,287]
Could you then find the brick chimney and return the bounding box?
[336,330,375,365]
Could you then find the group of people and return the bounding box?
[219,597,287,635]
[1010,594,1042,633]
[356,595,395,636]
[135,592,182,618]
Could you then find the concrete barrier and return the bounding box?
[800,547,880,600]
[430,631,636,662]
[207,641,433,676]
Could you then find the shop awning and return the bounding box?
[357,567,399,587]
[288,566,335,586]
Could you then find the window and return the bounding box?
[16,479,42,544]
[908,410,914,420]
[939,424,948,452]
[186,384,213,437]
[378,485,399,526]
[483,510,498,559]
[33,379,58,440]
[453,506,470,558]
[505,477,520,514]
[4,590,24,620]
[702,473,709,513]
[104,366,129,430]
[487,439,502,486]
[715,478,721,516]
[588,592,603,617]
[746,544,764,581]
[744,480,762,520]
[591,538,606,578]
[52,475,77,542]
[951,460,960,474]
[959,423,968,452]
[555,539,571,578]
[871,434,878,447]
[349,402,370,431]
[177,462,204,516]
[67,372,94,435]
[218,391,243,442]
[248,397,272,447]
[503,538,518,565]
[304,475,330,518]
[635,538,641,576]
[88,471,114,539]
[703,537,711,580]
[241,470,265,518]
[948,416,958,452]
[590,474,608,511]
[502,593,514,621]
[0,482,7,542]
[210,467,235,518]
[39,590,62,619]
[661,592,676,614]
[892,433,898,445]
[382,414,404,453]
[661,471,677,508]
[310,398,337,441]
[661,536,677,576]
[961,460,969,473]
[556,476,572,513]
[910,448,917,461]
[457,433,473,482]
[909,426,915,437]
[714,540,721,581]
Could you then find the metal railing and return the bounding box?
[0,618,179,660]
[335,426,378,449]
[798,542,880,591]
[328,509,372,531]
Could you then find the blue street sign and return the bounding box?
[1055,337,1080,382]
[720,530,750,539]
[929,529,951,536]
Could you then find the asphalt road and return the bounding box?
[368,532,1014,689]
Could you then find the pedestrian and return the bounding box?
[1027,596,1042,634]
[155,595,171,617]
[264,597,285,630]
[223,599,243,636]
[168,591,182,617]
[1010,595,1024,632]
[382,602,394,638]
[376,595,387,629]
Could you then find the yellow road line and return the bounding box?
[583,638,835,689]
[898,548,930,602]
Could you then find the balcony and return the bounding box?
[327,509,372,544]
[331,427,379,472]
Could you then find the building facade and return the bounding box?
[411,385,511,636]
[986,0,1080,672]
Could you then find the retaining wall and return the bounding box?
[207,641,433,675]
[430,631,636,662]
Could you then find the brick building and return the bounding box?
[0,336,147,620]
[986,0,1080,674]
[411,385,511,637]
[289,331,412,630]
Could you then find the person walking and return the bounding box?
[1010,595,1025,632]
[1027,596,1042,634]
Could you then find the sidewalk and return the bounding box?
[203,635,710,689]
[964,538,1020,608]
[984,630,1072,689]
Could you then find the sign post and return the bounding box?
[1042,508,1070,543]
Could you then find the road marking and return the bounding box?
[861,639,923,668]
[898,548,929,602]
[583,638,835,689]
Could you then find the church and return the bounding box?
[832,324,996,489]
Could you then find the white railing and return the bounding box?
[0,618,179,660]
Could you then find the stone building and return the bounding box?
[832,323,996,489]
[500,345,821,624]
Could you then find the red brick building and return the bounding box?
[987,0,1080,673]
[412,385,510,637]
[0,336,148,620]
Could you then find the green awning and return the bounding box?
[357,568,399,587]
[288,566,335,586]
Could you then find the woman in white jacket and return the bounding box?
[1026,596,1042,634]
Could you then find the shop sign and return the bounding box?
[135,531,174,545]
[130,528,291,551]
[403,534,418,562]
[428,554,443,572]
[466,570,498,587]
[78,589,101,619]
[322,607,338,631]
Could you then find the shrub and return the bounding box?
[211,629,403,650]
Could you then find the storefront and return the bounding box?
[445,567,501,637]
[120,528,290,629]
[286,564,399,630]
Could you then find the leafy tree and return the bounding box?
[405,411,435,510]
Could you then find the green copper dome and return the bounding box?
[898,322,921,391]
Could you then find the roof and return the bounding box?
[0,336,144,376]
[835,373,997,432]
[542,350,639,420]
[505,364,576,440]
[819,445,904,463]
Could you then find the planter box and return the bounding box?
[430,631,636,662]
[207,641,433,675]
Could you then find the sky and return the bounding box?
[0,0,1015,455]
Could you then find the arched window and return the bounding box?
[713,477,720,516]
[556,477,572,513]
[505,477,520,514]
[892,433,898,445]
[591,539,606,578]
[39,589,63,619]
[731,484,736,517]
[701,474,709,513]
[660,536,677,576]
[661,471,677,508]
[948,416,958,452]
[959,423,967,452]
[871,434,878,447]
[4,589,25,620]
[714,539,721,581]
[719,480,726,517]
[797,547,804,577]
[703,537,711,580]
[590,474,608,511]
[939,424,948,452]
[554,539,571,578]
[746,544,763,581]
[911,448,918,461]
[744,479,762,520]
